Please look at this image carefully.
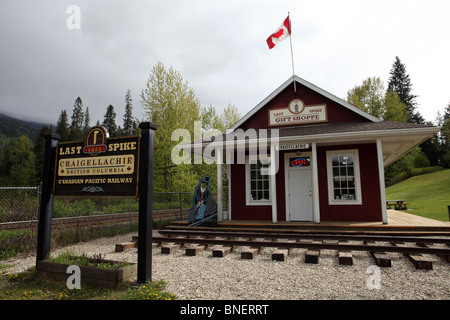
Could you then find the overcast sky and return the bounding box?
[0,0,449,127]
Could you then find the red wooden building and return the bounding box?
[189,76,438,224]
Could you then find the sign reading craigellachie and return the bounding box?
[53,126,140,198]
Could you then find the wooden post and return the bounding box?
[36,133,60,265]
[311,142,321,223]
[137,122,157,284]
[216,147,223,222]
[270,144,277,223]
[377,139,388,224]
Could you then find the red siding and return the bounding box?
[230,151,287,221]
[239,81,369,131]
[317,143,382,222]
[228,79,383,222]
[230,144,382,222]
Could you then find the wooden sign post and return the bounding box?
[36,133,60,263]
[137,122,157,283]
[35,122,157,284]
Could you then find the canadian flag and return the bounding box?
[266,16,291,49]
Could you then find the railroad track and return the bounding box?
[0,209,188,231]
[116,228,450,270]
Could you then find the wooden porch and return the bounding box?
[219,210,450,227]
[170,210,450,234]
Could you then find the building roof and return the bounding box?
[230,75,381,130]
[182,76,439,167]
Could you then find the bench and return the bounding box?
[386,200,408,210]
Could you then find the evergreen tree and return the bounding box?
[6,135,36,185]
[70,97,85,140]
[440,104,450,167]
[102,104,117,137]
[33,125,53,181]
[387,57,423,123]
[0,133,12,183]
[441,104,450,145]
[123,89,135,136]
[56,110,71,141]
[84,106,91,134]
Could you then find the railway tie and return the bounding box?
[117,228,450,269]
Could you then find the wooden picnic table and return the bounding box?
[386,200,408,210]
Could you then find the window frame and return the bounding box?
[326,149,362,205]
[245,157,272,206]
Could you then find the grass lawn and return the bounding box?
[386,169,450,222]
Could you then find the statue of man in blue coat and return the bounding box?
[188,175,217,224]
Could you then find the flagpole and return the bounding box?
[288,12,296,94]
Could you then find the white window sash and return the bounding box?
[245,157,272,205]
[326,149,362,205]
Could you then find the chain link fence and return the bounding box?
[0,186,227,224]
[0,186,196,223]
[0,186,41,223]
[0,186,226,258]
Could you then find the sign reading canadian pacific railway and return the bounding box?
[53,126,140,198]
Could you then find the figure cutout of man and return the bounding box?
[193,176,211,221]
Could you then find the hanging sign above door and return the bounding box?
[275,143,310,151]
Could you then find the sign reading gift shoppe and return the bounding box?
[53,126,140,198]
[269,99,327,126]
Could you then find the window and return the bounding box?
[246,158,271,205]
[326,150,362,205]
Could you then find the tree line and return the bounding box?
[0,89,141,186]
[1,59,448,189]
[0,62,241,193]
[346,56,450,183]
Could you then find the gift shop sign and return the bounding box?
[269,99,327,126]
[53,126,140,198]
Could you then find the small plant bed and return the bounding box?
[36,251,136,288]
[0,267,175,300]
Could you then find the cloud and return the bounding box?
[0,0,449,127]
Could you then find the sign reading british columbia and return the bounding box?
[53,126,140,198]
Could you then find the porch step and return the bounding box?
[165,221,450,236]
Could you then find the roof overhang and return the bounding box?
[178,124,439,167]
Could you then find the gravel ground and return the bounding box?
[1,231,449,300]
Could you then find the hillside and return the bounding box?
[0,112,49,142]
[386,169,450,221]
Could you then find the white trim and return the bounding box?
[377,139,388,224]
[311,143,321,223]
[326,149,362,205]
[216,148,223,221]
[284,152,313,222]
[181,125,438,170]
[227,163,231,220]
[270,144,277,223]
[230,75,381,131]
[245,156,272,206]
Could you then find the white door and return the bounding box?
[288,169,313,221]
